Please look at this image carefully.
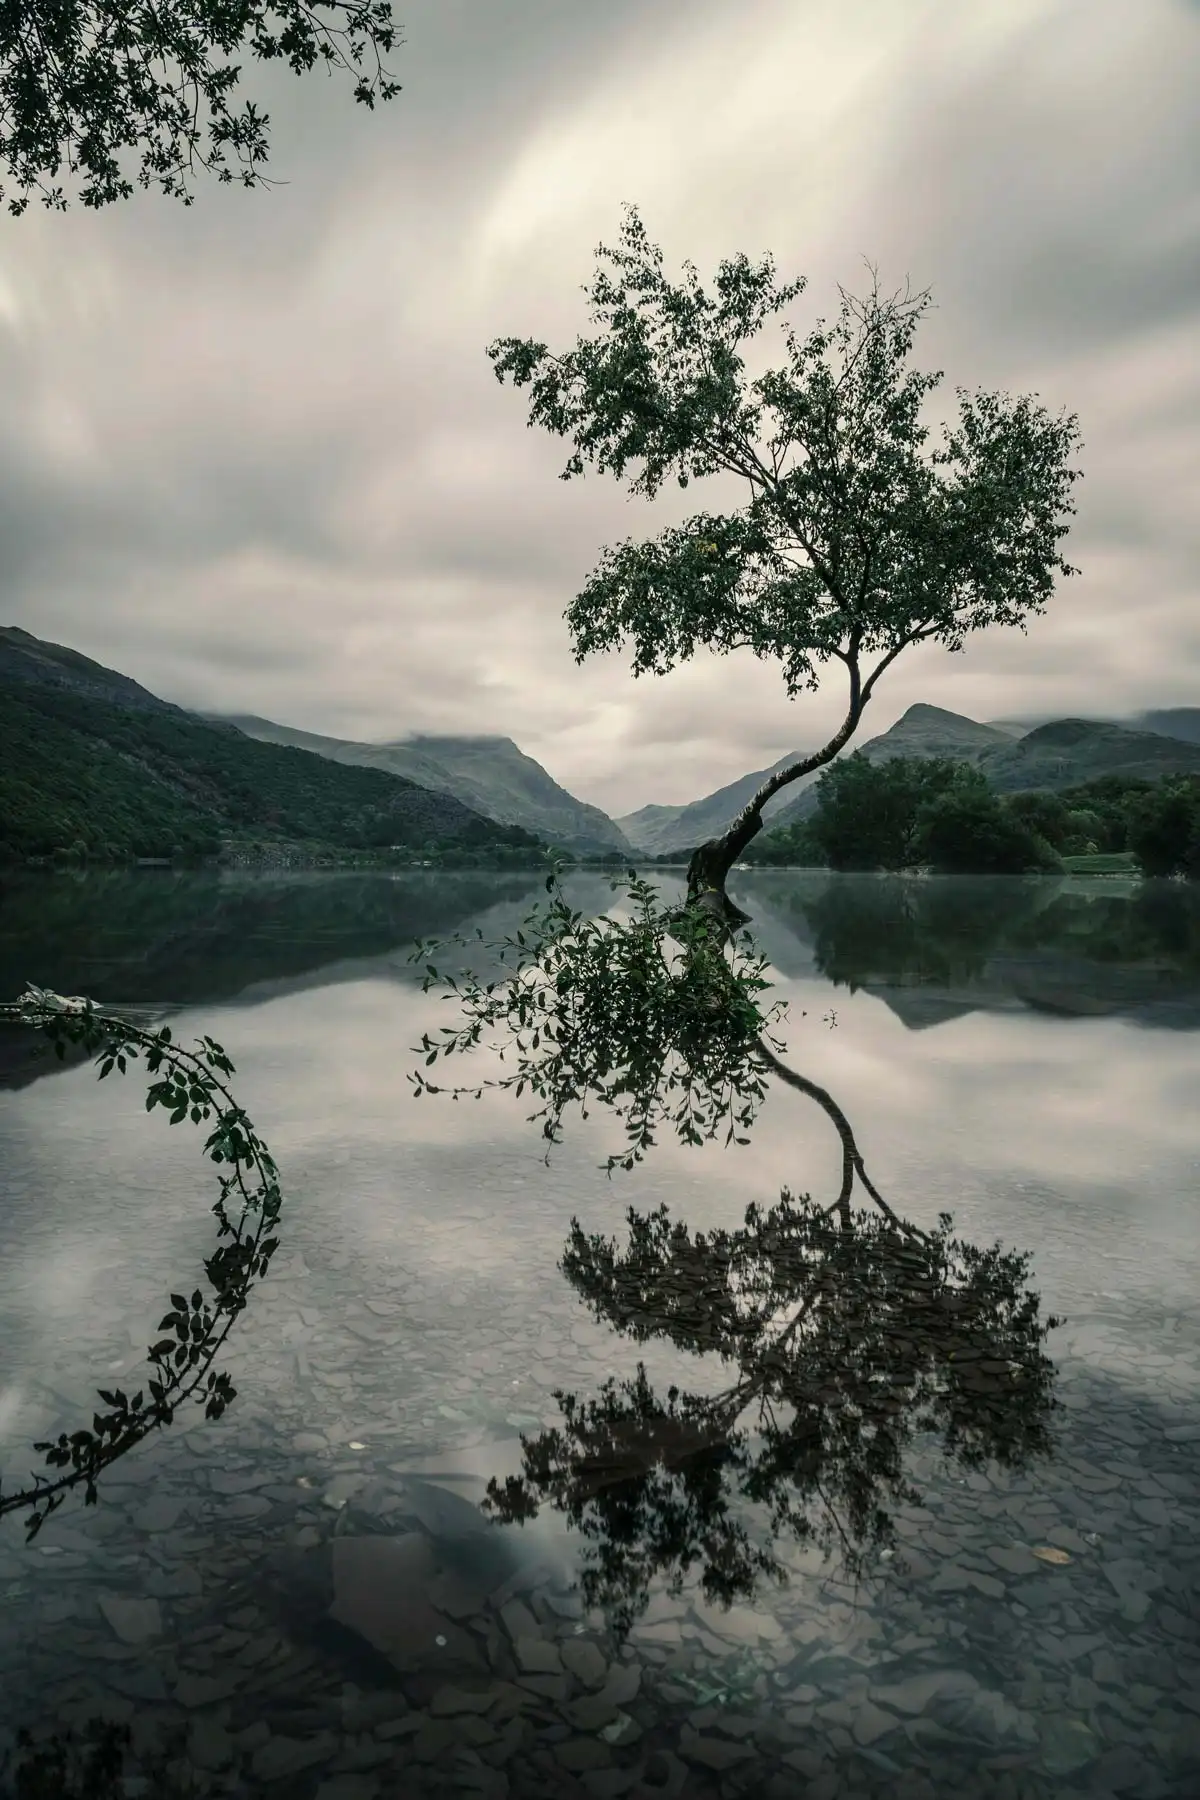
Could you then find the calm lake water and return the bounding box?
[0,868,1197,1800]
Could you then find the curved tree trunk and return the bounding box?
[683,682,867,939]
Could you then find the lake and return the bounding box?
[0,867,1197,1800]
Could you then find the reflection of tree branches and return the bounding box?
[412,867,1063,1634]
[486,1367,787,1639]
[753,1034,918,1234]
[485,1190,1062,1635]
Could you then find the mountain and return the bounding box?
[770,710,1200,829]
[843,703,1012,761]
[616,750,816,856]
[620,706,1013,854]
[620,700,1200,853]
[1134,708,1200,746]
[984,708,1200,746]
[982,720,1033,738]
[976,718,1200,793]
[1,624,188,714]
[0,629,543,864]
[213,714,632,858]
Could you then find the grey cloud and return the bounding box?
[854,0,1200,357]
[0,0,1196,815]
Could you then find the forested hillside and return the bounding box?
[0,670,543,865]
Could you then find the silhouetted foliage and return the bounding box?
[739,816,828,867]
[487,204,1083,922]
[411,870,788,1172]
[912,786,1060,876]
[1126,779,1200,878]
[799,754,1058,875]
[807,754,984,871]
[485,1189,1062,1634]
[0,1715,212,1799]
[0,0,402,216]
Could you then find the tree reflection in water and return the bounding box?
[416,869,1066,1637]
[484,1111,1062,1637]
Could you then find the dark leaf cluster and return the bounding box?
[0,0,402,215]
[0,987,281,1539]
[488,203,1083,703]
[485,1190,1062,1633]
[409,870,787,1172]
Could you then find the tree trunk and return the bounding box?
[682,692,867,939]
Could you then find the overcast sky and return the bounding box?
[0,0,1196,816]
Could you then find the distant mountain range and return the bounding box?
[615,750,813,858]
[0,627,542,864]
[6,623,1198,866]
[987,708,1200,744]
[616,706,1009,853]
[210,714,632,857]
[618,703,1200,853]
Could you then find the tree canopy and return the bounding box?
[0,0,402,215]
[807,752,982,871]
[1126,779,1200,879]
[802,752,1061,875]
[488,204,1084,923]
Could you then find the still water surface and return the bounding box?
[0,869,1197,1799]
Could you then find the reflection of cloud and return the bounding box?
[2,873,1198,1483]
[0,1383,26,1443]
[708,980,1200,1308]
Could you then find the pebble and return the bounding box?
[0,1222,1196,1800]
[560,1638,608,1688]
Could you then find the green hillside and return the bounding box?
[617,700,1200,856]
[770,711,1200,830]
[976,718,1200,792]
[216,713,632,856]
[620,706,1015,854]
[0,665,544,866]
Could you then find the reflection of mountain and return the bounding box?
[0,869,554,1089]
[8,867,1200,1094]
[0,869,548,1006]
[735,871,1200,1030]
[0,868,635,1090]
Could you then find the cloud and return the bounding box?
[0,0,1196,814]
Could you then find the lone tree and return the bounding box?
[0,0,403,215]
[488,204,1084,940]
